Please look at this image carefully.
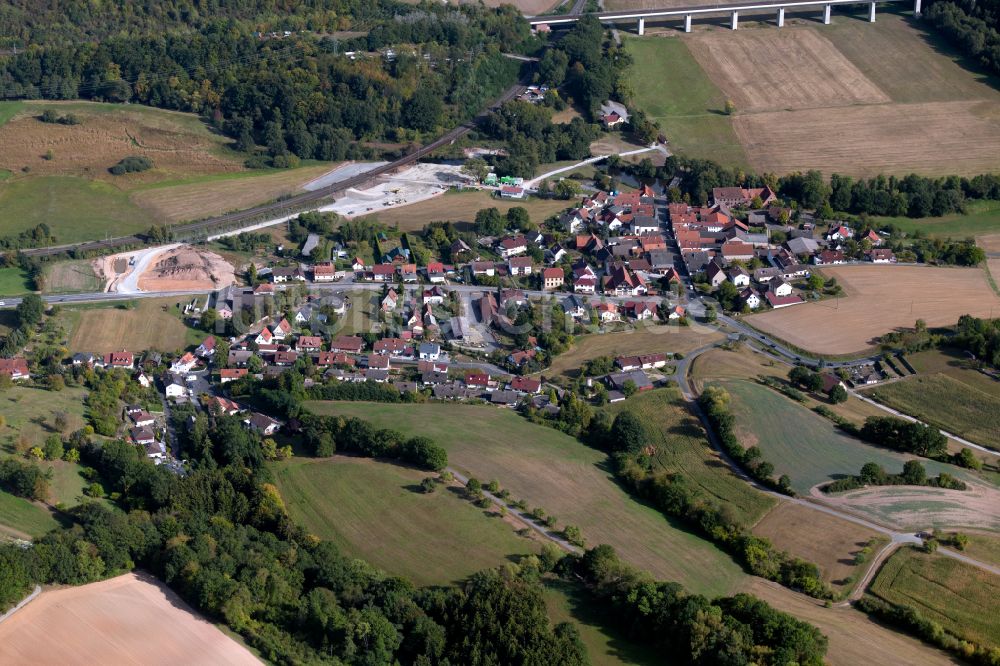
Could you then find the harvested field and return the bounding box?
[604,387,776,527]
[743,578,958,666]
[811,481,1000,532]
[136,245,236,292]
[863,373,1000,449]
[67,298,193,354]
[752,502,886,592]
[0,573,260,665]
[747,265,1000,355]
[305,401,747,597]
[545,323,723,378]
[734,100,1000,177]
[869,547,1000,648]
[687,29,889,113]
[130,165,332,224]
[271,456,538,586]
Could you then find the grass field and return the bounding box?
[0,100,329,241]
[752,502,886,592]
[0,386,91,513]
[604,387,775,526]
[371,189,572,231]
[0,573,259,665]
[748,265,1000,355]
[67,298,198,354]
[721,379,963,493]
[271,456,538,586]
[0,267,33,296]
[870,199,1000,239]
[0,492,59,539]
[863,372,1000,449]
[42,259,103,293]
[304,401,747,596]
[543,581,659,666]
[545,323,723,379]
[945,532,1000,568]
[870,547,1000,648]
[624,36,749,168]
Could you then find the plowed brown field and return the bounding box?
[748,265,1000,355]
[0,573,259,665]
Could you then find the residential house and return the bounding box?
[561,210,585,234]
[370,264,396,282]
[739,287,761,310]
[631,215,659,235]
[471,261,496,277]
[542,267,564,290]
[331,336,365,353]
[374,337,410,356]
[786,237,819,257]
[599,100,629,129]
[170,352,197,374]
[419,342,441,360]
[253,283,275,296]
[563,294,588,319]
[244,412,281,436]
[312,262,338,282]
[71,352,96,367]
[765,291,805,309]
[296,336,323,352]
[422,286,446,305]
[727,265,751,287]
[497,235,528,258]
[868,248,896,263]
[668,305,687,320]
[826,224,854,242]
[596,302,620,323]
[366,355,391,371]
[130,427,156,446]
[220,368,248,384]
[545,244,567,265]
[623,300,657,320]
[273,350,299,366]
[607,370,653,392]
[814,249,846,266]
[491,390,519,407]
[381,289,399,312]
[399,263,419,283]
[351,257,366,272]
[272,266,305,283]
[720,239,755,262]
[0,358,29,380]
[510,377,541,394]
[103,350,134,370]
[228,350,253,367]
[770,280,793,297]
[164,380,188,399]
[604,265,648,297]
[711,186,776,208]
[426,262,447,284]
[706,260,727,288]
[499,185,525,199]
[861,229,882,246]
[195,336,216,358]
[254,327,274,345]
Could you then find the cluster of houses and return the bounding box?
[670,187,895,312]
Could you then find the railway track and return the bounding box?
[21,82,527,258]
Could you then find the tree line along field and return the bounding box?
[625,14,1000,177]
[602,387,776,526]
[747,265,1000,356]
[270,456,539,587]
[303,400,748,597]
[869,547,1000,649]
[0,100,330,243]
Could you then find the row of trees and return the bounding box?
[659,155,1000,220]
[858,416,949,458]
[824,460,967,493]
[925,0,1000,78]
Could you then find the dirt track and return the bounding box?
[0,573,259,665]
[748,265,1000,355]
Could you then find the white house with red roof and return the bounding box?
[542,267,564,290]
[497,235,528,258]
[0,358,29,380]
[103,350,134,369]
[254,327,274,345]
[195,336,216,358]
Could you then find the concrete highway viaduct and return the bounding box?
[530,0,921,33]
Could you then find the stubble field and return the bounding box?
[67,298,196,354]
[0,573,260,665]
[747,265,1000,355]
[627,14,1000,177]
[869,547,1000,648]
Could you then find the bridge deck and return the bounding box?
[531,0,906,22]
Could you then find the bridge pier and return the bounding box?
[777,7,785,26]
[914,0,922,14]
[684,13,692,32]
[822,4,831,23]
[731,10,739,29]
[868,1,876,21]
[638,17,645,34]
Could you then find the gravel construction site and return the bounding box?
[95,244,236,293]
[313,162,474,219]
